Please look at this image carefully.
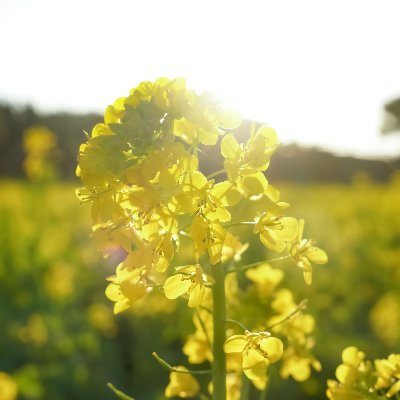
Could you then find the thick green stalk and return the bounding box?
[259,385,269,400]
[212,263,227,400]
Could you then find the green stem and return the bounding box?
[267,300,308,330]
[259,385,269,400]
[225,319,248,332]
[207,169,226,180]
[107,383,135,400]
[226,255,290,274]
[224,221,256,229]
[152,352,212,375]
[240,374,251,400]
[212,263,227,400]
[195,310,212,352]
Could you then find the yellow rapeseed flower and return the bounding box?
[164,367,200,398]
[289,219,328,284]
[164,264,213,307]
[224,331,283,383]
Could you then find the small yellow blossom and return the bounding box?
[224,331,283,382]
[164,264,213,307]
[183,309,213,363]
[326,379,364,400]
[254,213,298,253]
[289,219,328,284]
[375,354,400,398]
[335,347,367,386]
[105,265,147,314]
[245,264,284,295]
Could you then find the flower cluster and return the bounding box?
[76,77,328,399]
[327,347,400,399]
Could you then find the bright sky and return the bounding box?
[1,0,400,158]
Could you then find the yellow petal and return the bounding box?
[240,173,268,197]
[256,126,278,147]
[307,247,328,264]
[181,171,208,192]
[105,283,123,302]
[251,376,268,391]
[120,281,147,302]
[280,217,299,241]
[165,367,200,398]
[174,118,196,144]
[212,181,242,207]
[113,299,131,315]
[188,284,206,308]
[164,274,192,299]
[259,337,283,363]
[387,380,400,397]
[224,335,248,353]
[303,269,312,285]
[336,364,357,385]
[289,359,311,382]
[199,128,219,146]
[264,184,280,202]
[342,346,364,368]
[260,230,286,253]
[221,134,241,159]
[242,348,267,381]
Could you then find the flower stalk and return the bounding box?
[211,263,227,400]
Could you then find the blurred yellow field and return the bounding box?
[1,175,399,399]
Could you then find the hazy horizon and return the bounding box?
[1,0,400,158]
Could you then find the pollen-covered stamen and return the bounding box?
[262,216,284,231]
[297,238,316,254]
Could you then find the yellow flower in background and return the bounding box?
[280,351,321,382]
[326,379,364,400]
[23,125,58,181]
[18,314,48,347]
[369,292,400,346]
[335,347,367,386]
[245,264,284,295]
[23,126,57,156]
[87,303,118,338]
[164,367,200,398]
[326,347,366,400]
[224,331,283,383]
[164,264,213,307]
[289,219,328,284]
[183,310,213,364]
[328,349,400,399]
[208,372,242,400]
[0,372,17,400]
